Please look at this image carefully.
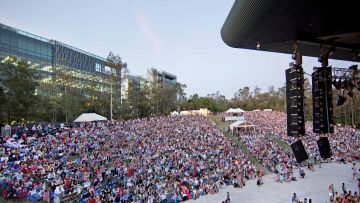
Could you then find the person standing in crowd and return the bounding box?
[4,123,11,136]
[352,163,357,180]
[226,191,231,203]
[292,193,297,203]
[43,189,50,203]
[329,184,335,202]
[342,183,347,195]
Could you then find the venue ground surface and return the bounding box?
[189,163,358,203]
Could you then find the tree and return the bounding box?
[157,86,178,114]
[137,81,152,118]
[303,78,313,121]
[106,52,128,119]
[0,56,38,123]
[176,83,187,111]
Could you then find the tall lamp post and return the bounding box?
[110,82,113,120]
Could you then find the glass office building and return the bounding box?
[150,68,177,87]
[0,23,118,95]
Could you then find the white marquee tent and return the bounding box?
[230,120,255,132]
[230,120,247,129]
[73,113,107,123]
[226,108,245,113]
[225,108,245,121]
[170,111,180,116]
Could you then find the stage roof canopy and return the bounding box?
[221,0,360,62]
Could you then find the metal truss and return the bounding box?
[331,67,360,81]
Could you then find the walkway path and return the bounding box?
[189,163,358,203]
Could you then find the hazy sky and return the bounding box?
[1,0,358,98]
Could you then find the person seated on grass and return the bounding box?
[219,178,226,189]
[256,178,264,186]
[232,178,240,188]
[307,163,315,172]
[274,173,282,183]
[299,168,305,179]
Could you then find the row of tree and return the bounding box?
[1,53,359,126]
[178,79,360,126]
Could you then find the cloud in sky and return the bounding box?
[134,7,162,55]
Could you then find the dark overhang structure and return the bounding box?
[221,0,360,62]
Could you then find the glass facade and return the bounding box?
[0,23,116,96]
[0,24,52,63]
[150,68,177,87]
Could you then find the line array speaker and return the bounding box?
[286,64,305,137]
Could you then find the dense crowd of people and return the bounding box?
[237,111,360,164]
[233,111,360,186]
[291,182,360,203]
[1,111,359,202]
[0,116,259,202]
[236,112,297,180]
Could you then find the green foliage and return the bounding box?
[0,56,38,123]
[1,54,358,126]
[184,91,229,113]
[231,85,286,112]
[332,89,360,126]
[106,52,128,119]
[0,54,188,122]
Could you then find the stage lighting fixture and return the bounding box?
[332,80,341,90]
[349,64,358,71]
[318,55,323,63]
[336,95,347,106]
[256,41,260,50]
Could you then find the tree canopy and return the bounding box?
[1,54,359,127]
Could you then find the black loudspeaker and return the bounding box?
[285,65,305,137]
[317,137,332,159]
[312,67,334,133]
[291,140,309,163]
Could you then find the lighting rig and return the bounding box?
[331,65,360,106]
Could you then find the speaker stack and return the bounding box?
[312,66,333,159]
[285,64,305,137]
[312,66,334,134]
[286,64,308,163]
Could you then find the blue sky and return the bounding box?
[0,0,358,98]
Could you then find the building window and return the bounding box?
[95,63,101,72]
[104,66,111,74]
[111,68,117,75]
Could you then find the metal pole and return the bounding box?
[321,53,329,67]
[344,103,347,125]
[351,97,354,127]
[52,66,57,122]
[65,85,68,122]
[110,82,113,120]
[295,41,302,66]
